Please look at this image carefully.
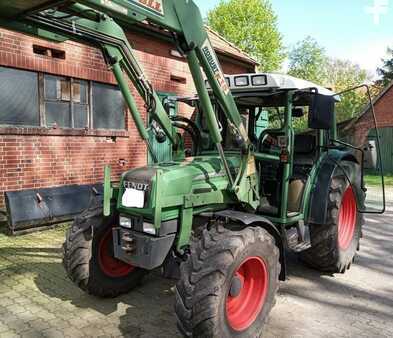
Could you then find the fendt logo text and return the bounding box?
[124,181,150,191]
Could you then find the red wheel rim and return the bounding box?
[98,228,135,278]
[226,257,269,331]
[338,187,357,250]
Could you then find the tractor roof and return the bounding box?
[175,73,338,107]
[208,73,336,97]
[177,71,340,131]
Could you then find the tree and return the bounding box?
[377,48,393,87]
[288,37,373,124]
[326,59,369,122]
[287,36,328,84]
[207,0,285,71]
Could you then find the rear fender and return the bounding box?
[307,150,363,225]
[215,210,287,281]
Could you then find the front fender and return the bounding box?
[214,210,287,281]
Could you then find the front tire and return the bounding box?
[301,174,364,273]
[63,202,147,298]
[175,224,280,338]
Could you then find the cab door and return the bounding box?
[335,85,385,214]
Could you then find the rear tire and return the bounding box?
[63,201,147,297]
[301,174,364,273]
[175,224,280,338]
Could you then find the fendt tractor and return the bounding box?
[0,1,385,337]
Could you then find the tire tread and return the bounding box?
[175,224,280,337]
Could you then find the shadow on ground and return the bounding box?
[0,235,178,337]
[0,209,392,337]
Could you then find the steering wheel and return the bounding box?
[170,116,201,156]
[257,129,282,154]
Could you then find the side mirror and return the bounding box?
[308,94,335,130]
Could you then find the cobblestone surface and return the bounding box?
[0,193,392,337]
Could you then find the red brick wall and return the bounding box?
[0,28,254,209]
[346,86,393,146]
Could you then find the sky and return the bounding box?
[195,0,393,78]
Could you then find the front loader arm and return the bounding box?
[0,0,256,204]
[76,0,249,145]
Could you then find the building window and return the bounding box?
[73,80,90,129]
[92,82,125,130]
[0,67,40,126]
[0,66,125,131]
[43,75,89,128]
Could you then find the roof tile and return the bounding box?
[205,26,258,66]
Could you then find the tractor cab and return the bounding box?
[219,74,337,220]
[177,72,385,223]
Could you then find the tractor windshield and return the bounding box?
[184,91,314,154]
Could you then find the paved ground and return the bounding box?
[0,189,392,338]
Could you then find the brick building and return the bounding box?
[0,24,257,213]
[340,82,393,173]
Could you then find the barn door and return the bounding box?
[148,93,177,164]
[367,128,393,174]
[361,125,385,213]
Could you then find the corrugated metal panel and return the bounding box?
[148,93,177,164]
[368,127,393,174]
[149,131,173,163]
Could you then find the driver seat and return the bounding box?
[293,134,317,166]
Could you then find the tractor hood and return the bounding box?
[118,154,241,218]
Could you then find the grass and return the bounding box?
[364,175,393,187]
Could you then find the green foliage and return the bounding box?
[293,115,308,132]
[377,48,393,87]
[327,59,369,122]
[288,37,328,84]
[365,175,393,187]
[267,107,283,129]
[288,37,371,124]
[207,0,284,71]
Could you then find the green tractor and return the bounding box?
[64,73,385,337]
[0,1,385,337]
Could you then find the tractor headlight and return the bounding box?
[143,222,157,235]
[252,75,267,86]
[234,76,249,87]
[119,216,132,229]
